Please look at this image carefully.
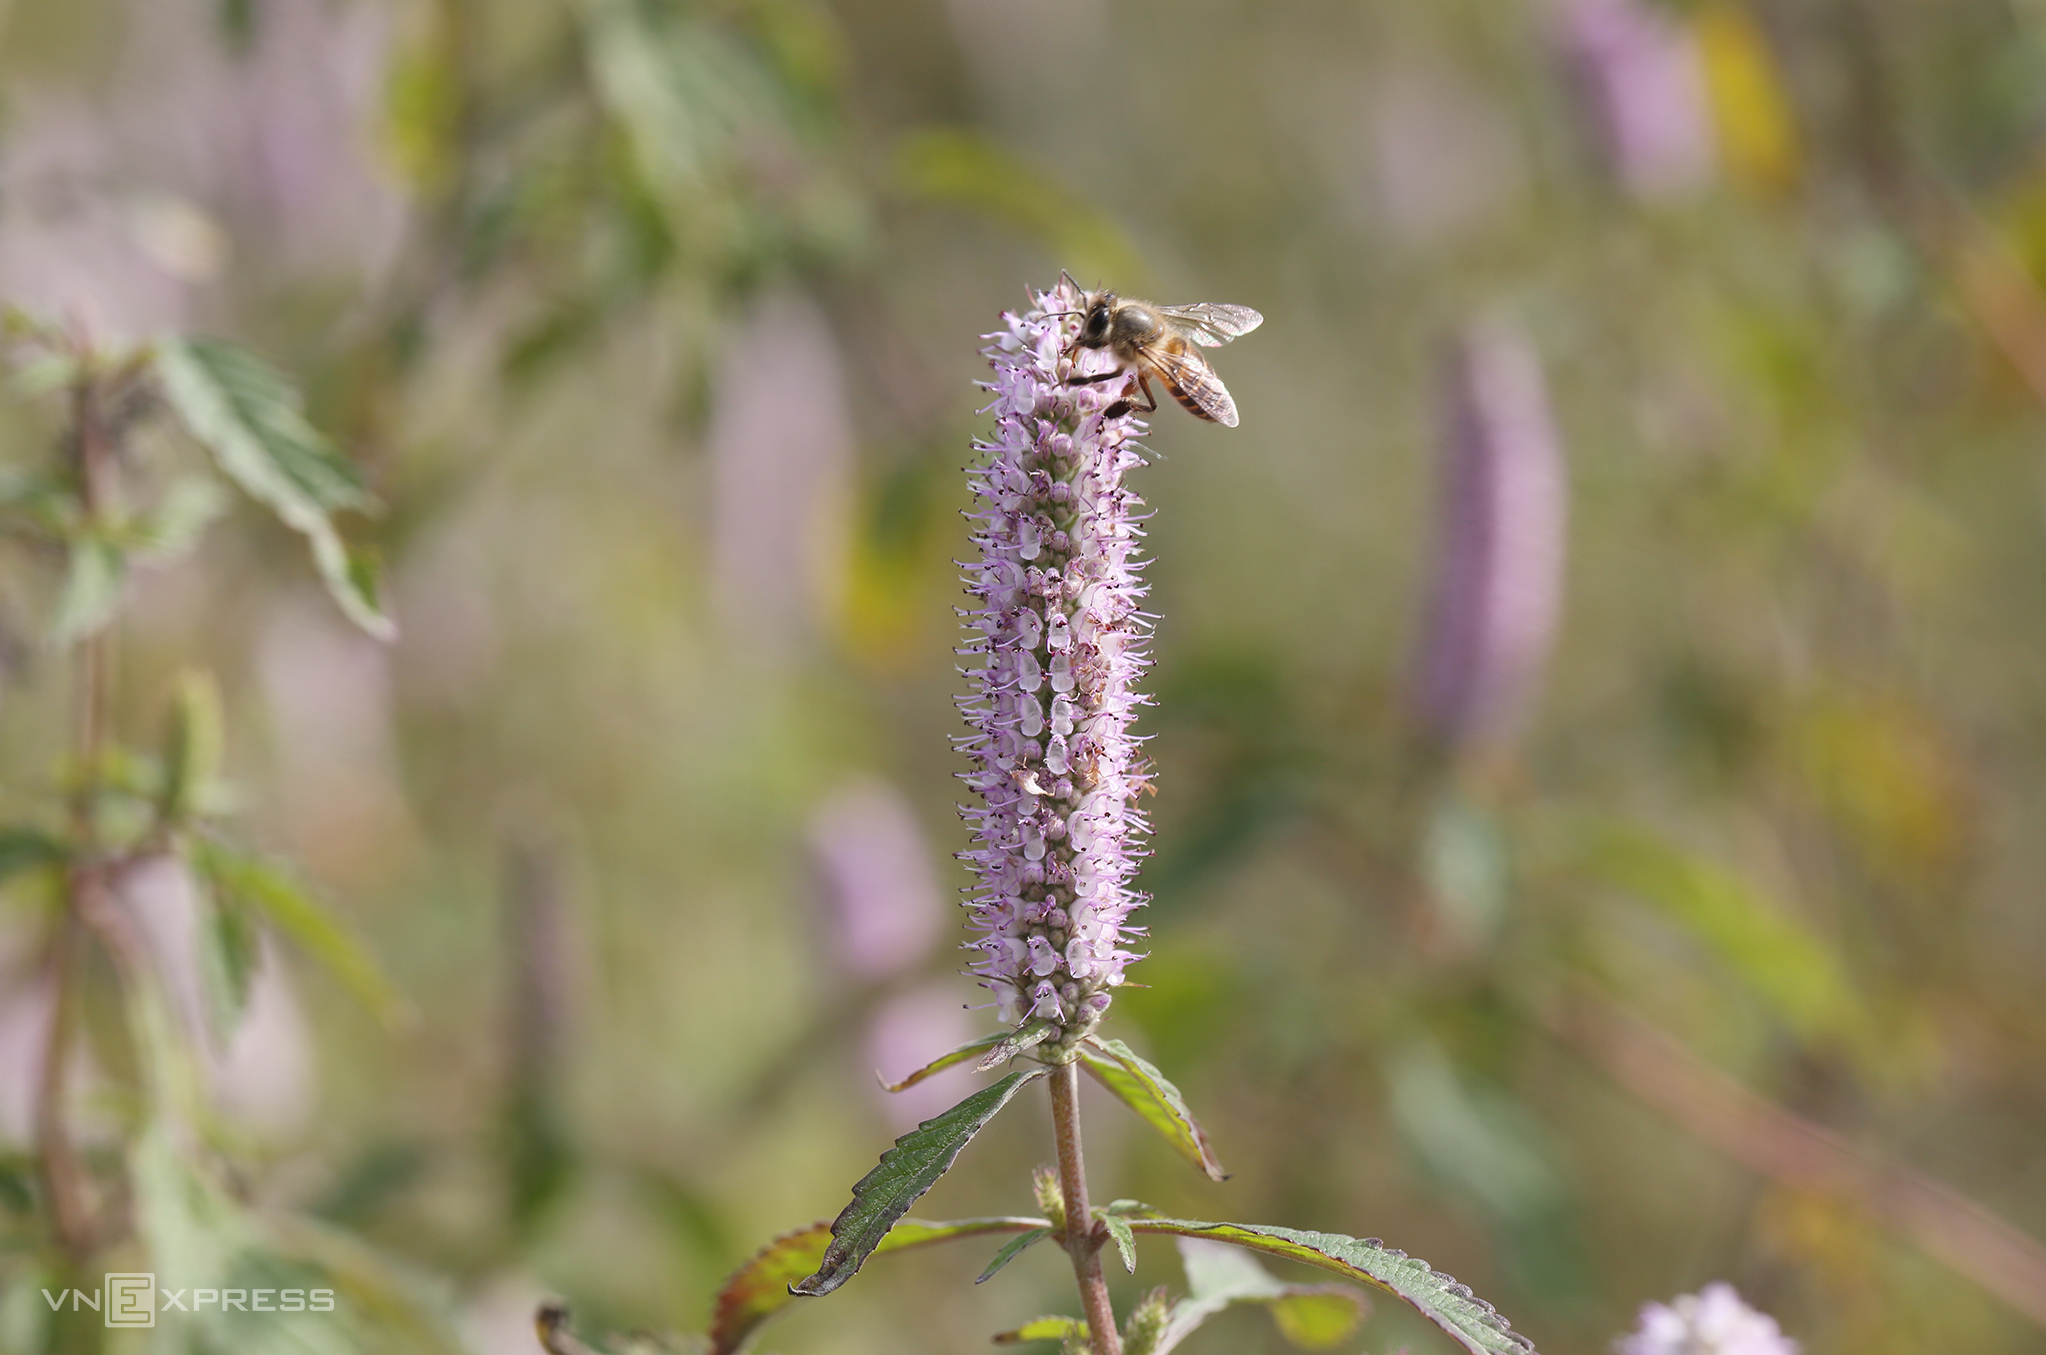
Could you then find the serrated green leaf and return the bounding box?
[992,1315,1088,1346]
[154,337,394,640]
[197,883,259,1045]
[50,534,125,643]
[154,339,372,514]
[0,828,66,890]
[158,670,224,826]
[708,1216,1049,1354]
[1126,1219,1534,1355]
[878,1030,1008,1092]
[1103,1213,1137,1274]
[1159,1238,1365,1354]
[1077,1037,1227,1182]
[188,838,405,1026]
[791,1069,1048,1297]
[976,1227,1052,1283]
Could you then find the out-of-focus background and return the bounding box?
[3,0,2046,1351]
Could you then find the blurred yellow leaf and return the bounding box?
[1787,688,1969,881]
[1695,2,1800,195]
[382,32,461,192]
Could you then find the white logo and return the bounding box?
[40,1276,338,1327]
[105,1274,156,1329]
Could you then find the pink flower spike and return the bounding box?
[957,277,1153,1041]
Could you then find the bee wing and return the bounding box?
[1139,341,1240,427]
[1153,302,1264,348]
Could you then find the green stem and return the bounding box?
[36,370,117,1261]
[35,909,91,1260]
[1050,1060,1121,1355]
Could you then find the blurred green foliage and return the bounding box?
[2,0,2046,1353]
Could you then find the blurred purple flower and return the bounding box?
[0,0,407,342]
[1559,0,1716,201]
[866,982,980,1131]
[707,291,855,661]
[1412,319,1567,760]
[809,779,947,984]
[957,277,1151,1034]
[1616,1282,1798,1355]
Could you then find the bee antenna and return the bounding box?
[1058,267,1081,294]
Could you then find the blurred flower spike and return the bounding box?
[1560,0,1716,201]
[1412,319,1567,765]
[956,277,1151,1040]
[1616,1282,1799,1355]
[810,779,947,984]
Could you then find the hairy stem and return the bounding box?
[1050,1060,1121,1355]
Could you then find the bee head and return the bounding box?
[1079,294,1117,348]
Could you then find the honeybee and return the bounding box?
[1059,276,1263,427]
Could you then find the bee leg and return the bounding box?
[1066,370,1125,386]
[1105,370,1158,420]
